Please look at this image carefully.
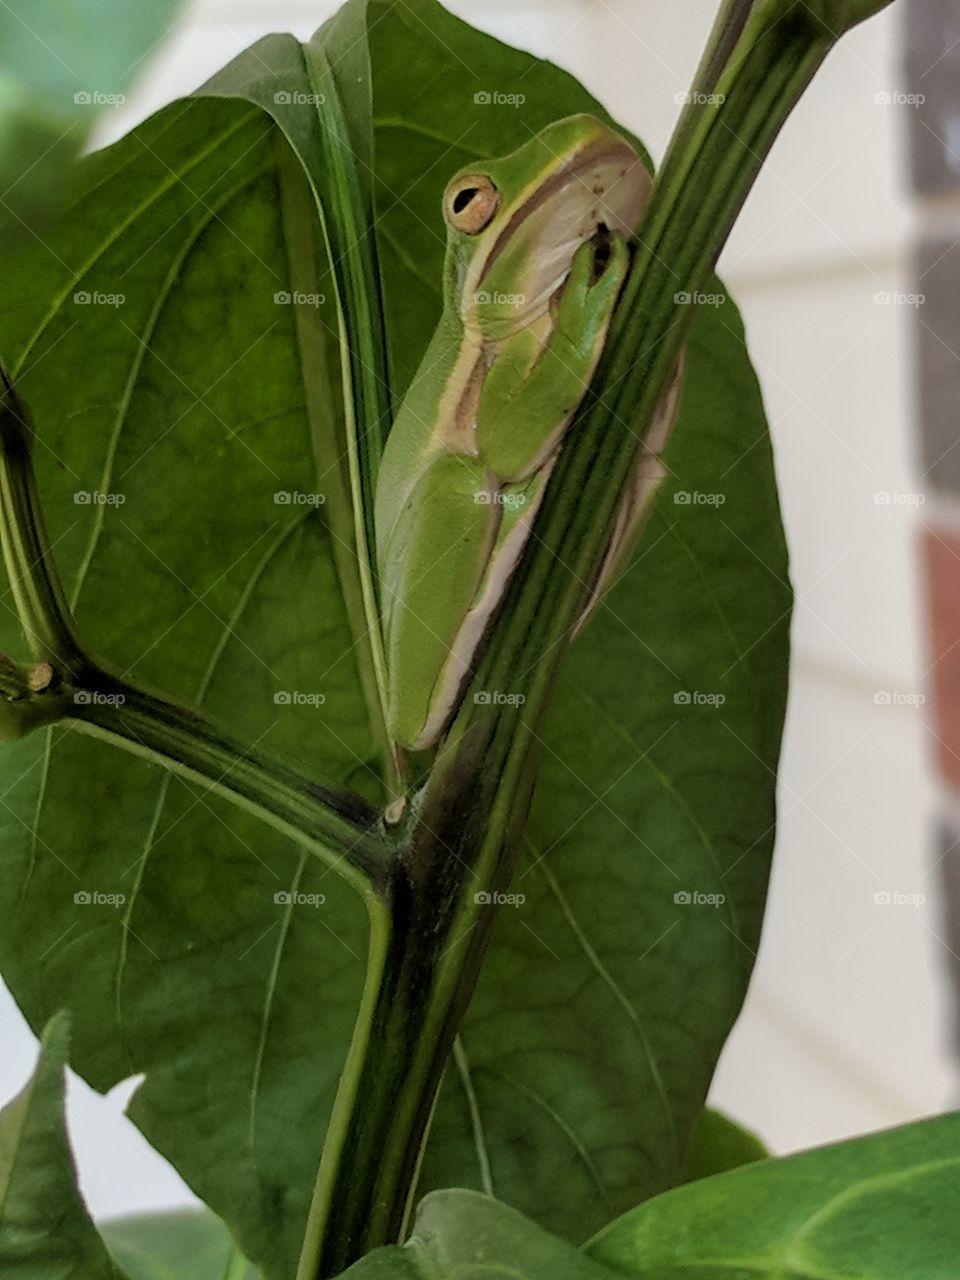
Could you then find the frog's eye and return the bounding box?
[445,174,499,234]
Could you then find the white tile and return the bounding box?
[710,992,924,1154]
[712,665,957,1152]
[447,0,583,54]
[731,263,924,687]
[564,1,910,274]
[722,9,912,279]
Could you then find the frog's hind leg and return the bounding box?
[382,452,499,751]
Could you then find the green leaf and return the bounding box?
[588,1113,960,1278]
[339,1117,960,1279]
[365,0,789,1238]
[336,1190,620,1280]
[0,1013,126,1279]
[101,1210,259,1280]
[338,1118,960,1279]
[200,10,393,725]
[0,0,184,225]
[0,0,788,1271]
[684,1109,768,1182]
[0,61,379,1280]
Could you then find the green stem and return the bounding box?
[309,725,541,1275]
[0,364,391,893]
[66,666,389,893]
[303,6,854,1274]
[296,883,393,1280]
[0,368,83,670]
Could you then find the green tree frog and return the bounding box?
[376,114,680,752]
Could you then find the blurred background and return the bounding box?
[1,0,957,1223]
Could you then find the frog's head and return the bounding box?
[442,114,651,339]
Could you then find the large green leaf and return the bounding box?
[0,63,378,1280]
[338,1116,960,1279]
[366,0,789,1236]
[0,1013,127,1279]
[0,0,788,1272]
[589,1113,960,1278]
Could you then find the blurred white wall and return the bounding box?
[583,0,956,1149]
[1,0,955,1221]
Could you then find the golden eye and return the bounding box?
[445,174,499,234]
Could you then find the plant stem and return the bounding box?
[307,722,540,1275]
[303,3,864,1272]
[0,366,391,893]
[67,665,389,893]
[0,368,83,670]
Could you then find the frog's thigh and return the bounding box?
[384,452,497,749]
